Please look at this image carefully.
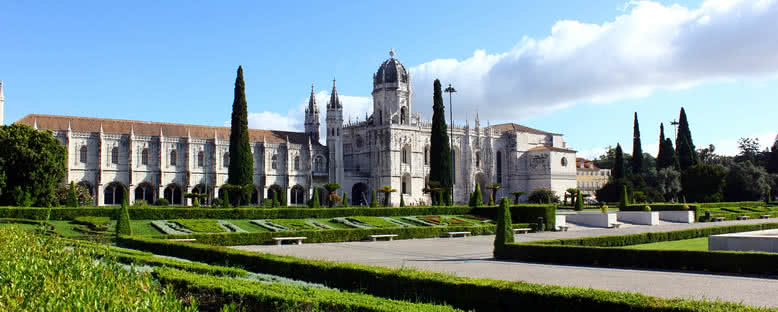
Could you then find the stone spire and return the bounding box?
[304,83,321,142]
[328,79,341,109]
[307,83,318,113]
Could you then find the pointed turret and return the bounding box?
[328,79,342,109]
[304,83,321,142]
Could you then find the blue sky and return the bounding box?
[1,0,776,157]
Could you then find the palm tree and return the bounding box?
[377,185,397,207]
[323,183,341,208]
[565,188,579,207]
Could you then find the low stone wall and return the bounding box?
[566,213,617,228]
[617,211,659,225]
[658,211,695,223]
[709,229,778,253]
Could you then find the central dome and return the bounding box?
[374,49,408,85]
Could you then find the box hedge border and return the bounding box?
[117,236,767,312]
[156,225,497,246]
[496,222,778,276]
[155,267,463,312]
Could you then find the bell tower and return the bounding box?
[326,79,344,184]
[372,49,412,126]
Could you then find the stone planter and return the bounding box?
[617,211,659,225]
[566,212,617,228]
[555,215,567,230]
[658,211,695,223]
[709,229,778,252]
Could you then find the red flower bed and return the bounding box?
[447,217,472,226]
[459,215,489,222]
[419,216,443,225]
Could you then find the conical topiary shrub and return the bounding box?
[474,183,483,207]
[493,197,513,258]
[222,191,231,208]
[370,190,378,208]
[116,199,133,236]
[575,190,584,211]
[619,185,630,209]
[400,193,405,207]
[488,192,495,206]
[342,192,349,207]
[311,188,320,208]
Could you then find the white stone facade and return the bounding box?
[15,51,577,206]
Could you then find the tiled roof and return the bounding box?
[490,123,560,136]
[527,146,577,153]
[15,114,319,145]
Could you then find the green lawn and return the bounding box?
[227,219,270,232]
[49,221,83,237]
[621,237,708,251]
[130,220,165,236]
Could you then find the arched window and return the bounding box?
[223,152,229,168]
[103,183,125,205]
[424,146,429,165]
[111,147,119,165]
[271,155,279,170]
[402,146,409,164]
[378,110,382,125]
[402,174,411,195]
[561,157,568,167]
[496,151,502,184]
[141,148,149,165]
[294,156,300,170]
[169,150,177,166]
[475,151,481,168]
[80,146,88,164]
[400,107,407,125]
[197,151,204,168]
[314,156,324,172]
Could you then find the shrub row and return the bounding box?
[497,223,778,276]
[118,236,767,312]
[697,201,766,208]
[699,211,778,222]
[111,252,249,277]
[621,204,698,211]
[162,225,497,246]
[155,267,463,312]
[471,205,556,230]
[0,206,476,220]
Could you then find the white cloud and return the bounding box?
[246,111,301,132]
[408,0,778,122]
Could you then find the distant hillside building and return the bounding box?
[13,50,578,206]
[576,158,610,198]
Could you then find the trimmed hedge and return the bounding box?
[0,206,475,221]
[118,236,768,312]
[622,204,697,211]
[698,201,766,208]
[498,223,778,275]
[472,204,556,230]
[155,267,463,312]
[159,225,496,246]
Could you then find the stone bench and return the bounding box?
[272,237,307,245]
[447,231,471,238]
[512,228,531,234]
[761,215,771,219]
[369,234,398,241]
[736,215,750,221]
[712,217,726,222]
[557,225,569,232]
[609,223,621,229]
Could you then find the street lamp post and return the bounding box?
[444,84,456,205]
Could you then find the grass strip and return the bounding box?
[171,219,226,233]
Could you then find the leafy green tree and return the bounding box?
[221,190,231,208]
[575,190,584,211]
[613,143,625,179]
[528,189,558,204]
[493,197,513,258]
[724,161,769,202]
[228,66,253,188]
[370,189,377,208]
[323,183,341,208]
[0,124,66,207]
[681,164,727,202]
[657,123,679,170]
[429,79,452,203]
[632,112,643,174]
[656,168,682,201]
[68,182,79,208]
[676,107,697,170]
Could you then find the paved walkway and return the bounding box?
[233,218,778,308]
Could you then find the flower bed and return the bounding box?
[349,216,399,228]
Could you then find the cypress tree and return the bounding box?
[228,66,254,187]
[632,112,643,174]
[272,191,279,208]
[310,188,319,208]
[342,192,349,207]
[767,142,778,174]
[619,184,630,209]
[116,199,132,236]
[469,191,476,207]
[221,191,231,208]
[429,79,452,203]
[575,190,584,211]
[676,107,697,170]
[493,197,514,258]
[614,144,625,179]
[68,181,79,207]
[474,183,483,207]
[400,193,405,207]
[657,123,675,170]
[370,190,377,208]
